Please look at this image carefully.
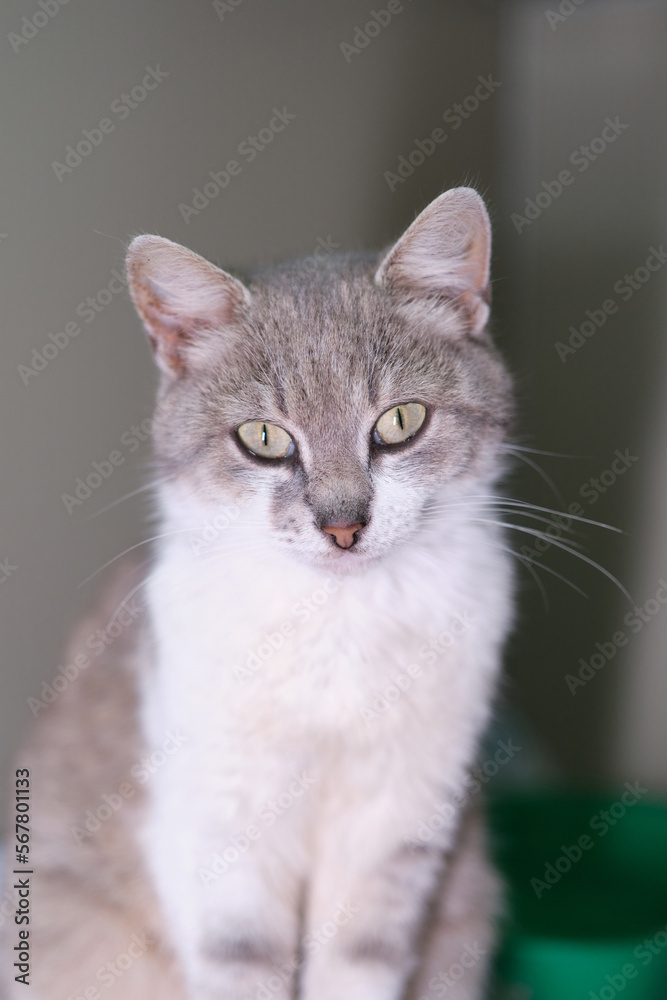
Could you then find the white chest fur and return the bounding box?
[142,511,512,765]
[138,511,512,971]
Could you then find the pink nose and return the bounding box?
[321,522,364,550]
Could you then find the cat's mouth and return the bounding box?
[316,544,379,575]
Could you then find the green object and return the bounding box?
[489,790,667,1000]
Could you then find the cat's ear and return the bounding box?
[374,187,491,337]
[126,235,251,375]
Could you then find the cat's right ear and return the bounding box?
[125,235,251,376]
[374,187,491,337]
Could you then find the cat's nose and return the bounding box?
[321,522,364,550]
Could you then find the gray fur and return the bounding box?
[150,252,512,564]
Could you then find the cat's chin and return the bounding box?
[310,549,380,576]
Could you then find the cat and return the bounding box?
[1,186,514,1000]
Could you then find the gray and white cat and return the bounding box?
[2,187,514,1000]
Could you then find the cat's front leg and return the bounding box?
[299,770,453,1000]
[144,761,306,1000]
[301,837,443,1000]
[406,802,502,1000]
[186,864,299,1000]
[151,831,302,1000]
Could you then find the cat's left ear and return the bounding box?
[126,235,252,376]
[374,187,491,337]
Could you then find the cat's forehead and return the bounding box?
[227,261,465,415]
[248,262,388,359]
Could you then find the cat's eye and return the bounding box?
[237,421,294,459]
[373,403,427,446]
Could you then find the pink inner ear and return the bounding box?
[127,234,253,374]
[140,299,192,371]
[395,220,488,298]
[375,189,492,336]
[147,275,235,328]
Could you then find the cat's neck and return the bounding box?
[148,485,506,639]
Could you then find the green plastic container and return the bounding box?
[489,790,667,1000]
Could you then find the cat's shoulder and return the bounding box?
[25,559,150,750]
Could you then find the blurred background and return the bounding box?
[1,0,666,822]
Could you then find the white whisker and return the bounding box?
[504,446,564,503]
[87,475,175,519]
[501,443,583,459]
[464,518,631,600]
[423,494,623,533]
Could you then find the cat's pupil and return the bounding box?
[395,407,404,430]
[261,424,268,446]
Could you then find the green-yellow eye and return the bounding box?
[237,421,294,459]
[374,403,426,446]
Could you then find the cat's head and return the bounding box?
[126,188,512,573]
